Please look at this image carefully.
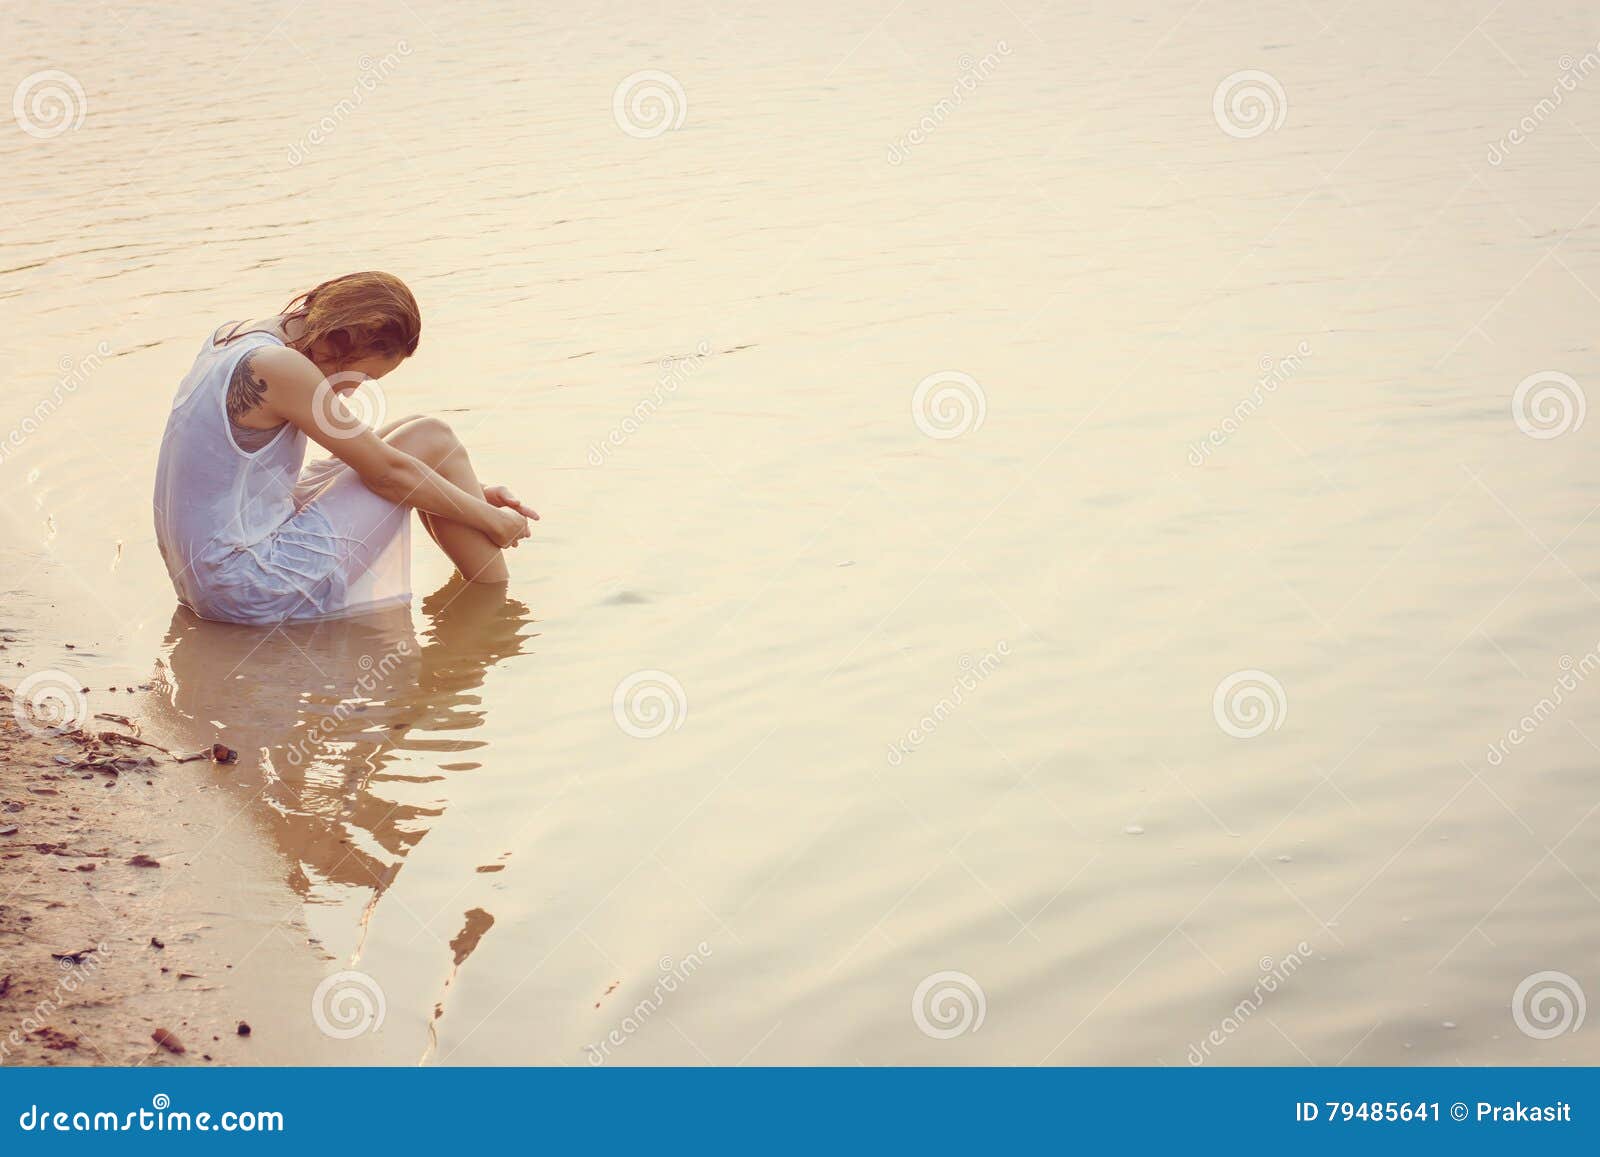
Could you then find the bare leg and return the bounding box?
[384,417,508,583]
[373,414,423,438]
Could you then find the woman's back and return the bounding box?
[153,329,311,618]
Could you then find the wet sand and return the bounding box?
[0,670,394,1065]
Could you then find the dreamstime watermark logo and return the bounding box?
[1512,371,1584,439]
[309,372,387,440]
[886,42,1011,164]
[1,342,111,465]
[1,943,111,1061]
[584,942,713,1065]
[588,341,711,465]
[1488,46,1600,165]
[15,1093,283,1133]
[1186,942,1313,1064]
[1212,669,1287,739]
[12,69,87,138]
[1512,970,1585,1039]
[912,371,986,439]
[286,42,412,165]
[912,970,986,1039]
[887,642,1009,766]
[1212,70,1287,139]
[1484,647,1600,767]
[311,971,386,1039]
[9,669,89,738]
[285,641,413,767]
[612,669,687,738]
[612,70,687,139]
[1188,342,1311,465]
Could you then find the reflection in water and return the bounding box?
[152,578,535,965]
[427,906,496,1061]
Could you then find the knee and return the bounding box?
[389,416,460,466]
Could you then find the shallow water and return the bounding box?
[5,1,1600,1064]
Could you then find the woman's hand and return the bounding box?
[484,484,540,521]
[486,506,532,549]
[241,345,538,554]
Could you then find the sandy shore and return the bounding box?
[0,680,392,1066]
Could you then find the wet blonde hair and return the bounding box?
[221,271,421,360]
[281,271,421,360]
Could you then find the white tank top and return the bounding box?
[152,330,309,607]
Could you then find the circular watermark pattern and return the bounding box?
[13,70,87,139]
[1512,970,1585,1039]
[912,371,986,440]
[912,970,986,1039]
[311,970,387,1039]
[309,372,387,440]
[1512,371,1585,439]
[612,669,687,738]
[1212,70,1287,139]
[1212,669,1287,739]
[612,70,687,139]
[11,669,88,737]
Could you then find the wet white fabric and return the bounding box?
[153,329,411,624]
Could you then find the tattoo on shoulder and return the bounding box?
[226,348,269,425]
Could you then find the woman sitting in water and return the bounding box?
[153,271,537,625]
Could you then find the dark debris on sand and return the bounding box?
[0,681,258,1065]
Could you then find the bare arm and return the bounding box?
[240,346,528,547]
